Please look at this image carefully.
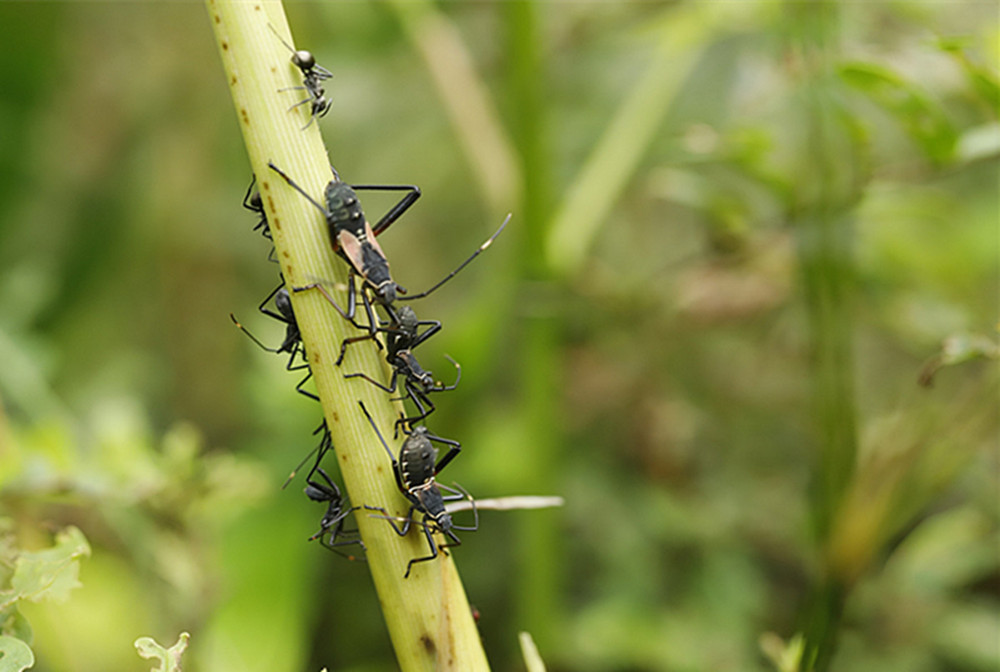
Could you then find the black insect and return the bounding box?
[301,425,365,557]
[268,161,509,317]
[345,312,461,433]
[327,209,505,364]
[269,25,333,129]
[268,161,420,310]
[332,302,438,366]
[230,282,317,402]
[328,210,512,330]
[359,401,476,578]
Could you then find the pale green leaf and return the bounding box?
[0,636,34,672]
[135,632,190,672]
[8,527,90,606]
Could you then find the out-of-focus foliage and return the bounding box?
[0,523,89,672]
[134,632,190,672]
[0,2,996,672]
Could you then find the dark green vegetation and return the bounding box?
[0,2,996,671]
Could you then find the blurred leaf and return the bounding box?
[0,611,30,647]
[956,122,1000,164]
[933,601,1000,671]
[5,527,90,607]
[936,36,1000,111]
[519,631,547,672]
[0,636,34,672]
[839,62,958,165]
[546,3,722,275]
[134,632,190,672]
[760,632,807,672]
[889,506,997,594]
[918,331,1000,387]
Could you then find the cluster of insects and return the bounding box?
[230,27,508,578]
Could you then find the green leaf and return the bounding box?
[839,62,958,165]
[936,37,1000,111]
[519,631,547,672]
[134,632,190,672]
[0,636,34,672]
[918,331,1000,386]
[6,527,90,607]
[0,609,31,645]
[760,632,808,672]
[956,123,1000,164]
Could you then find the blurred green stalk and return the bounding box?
[501,1,562,648]
[786,3,861,670]
[205,2,489,670]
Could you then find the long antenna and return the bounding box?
[267,22,297,56]
[268,161,330,219]
[230,313,279,353]
[281,422,330,489]
[398,213,511,302]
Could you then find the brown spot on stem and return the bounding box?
[331,411,340,422]
[221,41,228,51]
[213,14,220,24]
[419,634,436,655]
[230,75,237,86]
[282,250,291,259]
[240,108,249,125]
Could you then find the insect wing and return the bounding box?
[337,229,366,275]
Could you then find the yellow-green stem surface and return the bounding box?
[206,2,489,670]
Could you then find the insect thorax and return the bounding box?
[324,182,365,229]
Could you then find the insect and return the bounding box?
[269,25,333,129]
[358,401,476,578]
[330,297,441,367]
[345,312,461,433]
[302,425,365,557]
[268,161,509,316]
[230,282,318,402]
[268,161,420,309]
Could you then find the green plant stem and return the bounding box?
[543,6,708,277]
[387,0,520,214]
[206,2,489,670]
[501,1,561,649]
[785,3,860,670]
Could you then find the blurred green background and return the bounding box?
[0,2,997,671]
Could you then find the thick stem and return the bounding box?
[206,2,489,670]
